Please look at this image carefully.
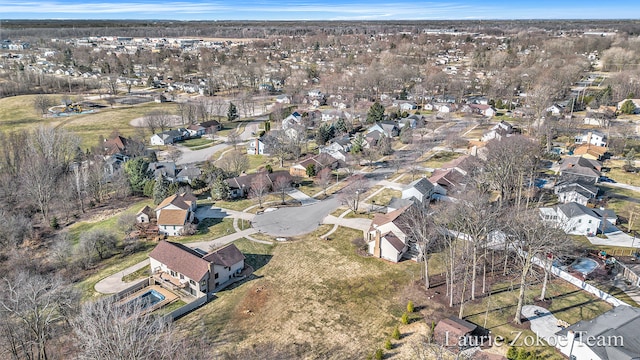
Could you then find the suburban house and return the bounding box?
[247,138,268,155]
[428,155,474,193]
[481,121,513,142]
[136,205,156,223]
[402,177,439,204]
[103,135,144,157]
[367,205,418,262]
[469,104,496,117]
[199,120,222,134]
[386,197,414,213]
[392,100,418,111]
[558,156,602,184]
[149,161,177,182]
[556,305,640,360]
[554,180,598,206]
[275,94,291,104]
[573,144,608,161]
[546,104,565,116]
[575,131,607,147]
[149,241,246,298]
[282,111,302,130]
[186,124,206,137]
[150,129,189,146]
[539,202,616,236]
[155,193,197,236]
[176,166,202,185]
[225,170,292,199]
[367,121,400,138]
[289,153,340,177]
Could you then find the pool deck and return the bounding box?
[118,285,179,312]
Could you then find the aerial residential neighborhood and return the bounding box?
[2,14,640,360]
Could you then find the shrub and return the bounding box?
[506,346,518,360]
[384,339,392,350]
[50,216,59,229]
[391,326,401,340]
[407,300,414,313]
[374,348,383,360]
[401,312,409,324]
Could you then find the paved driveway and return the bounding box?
[287,188,320,206]
[252,196,341,237]
[588,231,640,248]
[522,305,562,346]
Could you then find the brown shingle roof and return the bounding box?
[136,205,155,218]
[149,241,210,281]
[157,209,188,226]
[382,232,405,252]
[203,244,245,267]
[155,193,192,211]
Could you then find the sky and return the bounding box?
[0,0,638,21]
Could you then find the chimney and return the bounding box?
[373,230,382,258]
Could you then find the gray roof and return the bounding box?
[406,177,435,195]
[556,306,640,360]
[557,202,616,221]
[387,197,414,211]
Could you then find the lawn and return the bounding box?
[60,101,177,149]
[0,94,61,131]
[605,160,640,186]
[464,278,613,359]
[368,188,402,207]
[122,264,150,282]
[182,137,215,148]
[176,226,423,358]
[212,194,281,212]
[422,151,462,169]
[172,218,236,244]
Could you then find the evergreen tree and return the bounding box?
[123,157,150,196]
[367,101,385,123]
[306,164,317,177]
[211,175,231,200]
[378,136,393,156]
[335,118,348,134]
[153,175,169,205]
[352,133,365,153]
[315,123,335,145]
[621,99,637,115]
[227,102,239,121]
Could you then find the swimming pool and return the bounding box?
[570,258,599,275]
[125,289,165,311]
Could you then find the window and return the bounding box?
[189,280,195,285]
[588,220,592,224]
[214,273,219,279]
[180,274,184,280]
[170,271,176,277]
[578,219,582,223]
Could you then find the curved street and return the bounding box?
[252,196,341,237]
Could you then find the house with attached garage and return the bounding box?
[554,180,598,206]
[155,193,197,236]
[481,121,513,142]
[575,130,607,147]
[402,177,444,203]
[149,241,248,298]
[367,205,419,263]
[558,156,602,184]
[150,129,189,146]
[539,202,616,236]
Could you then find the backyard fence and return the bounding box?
[163,295,208,321]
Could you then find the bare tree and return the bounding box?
[217,150,249,177]
[507,210,568,324]
[273,176,291,204]
[226,131,241,150]
[399,203,436,290]
[339,175,366,213]
[316,167,332,197]
[0,272,79,360]
[249,172,270,208]
[72,297,179,360]
[145,111,173,134]
[33,94,54,115]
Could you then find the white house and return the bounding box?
[276,94,291,104]
[575,131,607,147]
[247,138,268,155]
[155,193,197,236]
[546,104,565,116]
[554,181,598,206]
[282,112,302,130]
[149,241,246,298]
[150,129,188,146]
[392,100,418,111]
[539,202,616,236]
[555,306,640,360]
[481,121,513,142]
[402,178,438,204]
[367,206,415,263]
[135,205,155,223]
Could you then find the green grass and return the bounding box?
[0,94,58,131]
[121,264,150,283]
[156,299,187,316]
[66,199,154,245]
[173,218,236,244]
[76,248,154,300]
[605,160,640,186]
[182,137,214,148]
[60,101,177,149]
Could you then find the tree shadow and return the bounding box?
[244,253,273,272]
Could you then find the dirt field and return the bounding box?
[176,228,432,359]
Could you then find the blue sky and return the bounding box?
[0,0,638,20]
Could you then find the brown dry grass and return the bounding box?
[176,227,423,358]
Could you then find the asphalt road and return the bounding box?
[252,196,341,237]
